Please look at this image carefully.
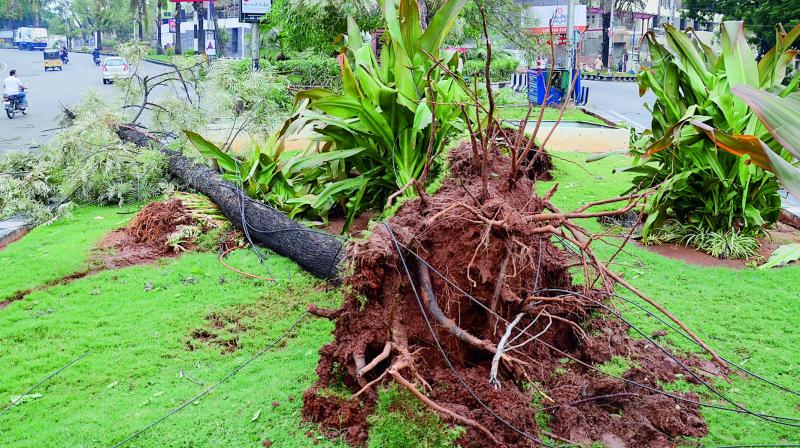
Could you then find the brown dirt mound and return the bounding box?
[94,199,194,269]
[303,142,709,447]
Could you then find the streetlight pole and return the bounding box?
[566,0,575,90]
[251,24,260,70]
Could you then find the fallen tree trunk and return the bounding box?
[117,125,345,280]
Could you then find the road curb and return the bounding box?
[143,58,176,67]
[0,216,29,250]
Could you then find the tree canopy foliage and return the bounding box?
[683,0,800,54]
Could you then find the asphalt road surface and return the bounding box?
[0,49,170,154]
[582,79,655,131]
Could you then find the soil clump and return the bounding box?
[303,142,710,447]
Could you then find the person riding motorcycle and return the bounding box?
[60,46,69,64]
[92,48,101,65]
[2,69,28,110]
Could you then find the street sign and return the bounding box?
[525,5,587,35]
[241,0,271,23]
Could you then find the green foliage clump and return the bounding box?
[271,54,343,92]
[0,92,172,224]
[630,22,800,256]
[267,0,382,54]
[186,131,365,228]
[205,58,293,132]
[464,52,521,81]
[287,0,471,229]
[367,385,464,448]
[648,220,760,259]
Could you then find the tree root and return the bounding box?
[389,361,502,445]
[417,263,526,367]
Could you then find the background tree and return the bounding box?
[267,0,381,54]
[129,0,147,41]
[683,0,800,56]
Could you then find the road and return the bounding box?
[0,49,170,154]
[582,79,655,131]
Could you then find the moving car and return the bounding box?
[101,57,130,84]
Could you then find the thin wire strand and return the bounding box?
[108,312,308,448]
[390,236,800,425]
[0,350,90,419]
[383,223,563,448]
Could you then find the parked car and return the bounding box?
[101,57,130,84]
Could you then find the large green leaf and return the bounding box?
[720,21,759,89]
[184,131,238,173]
[282,148,366,174]
[757,22,800,88]
[732,85,800,160]
[419,0,468,56]
[759,244,800,269]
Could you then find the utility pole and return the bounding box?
[251,24,260,70]
[607,2,614,69]
[566,0,575,89]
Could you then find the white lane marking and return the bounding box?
[0,56,6,74]
[607,110,647,131]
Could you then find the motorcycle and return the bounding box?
[61,54,69,65]
[94,56,101,66]
[3,89,28,119]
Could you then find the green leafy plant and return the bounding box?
[288,0,470,223]
[185,130,365,227]
[630,21,800,257]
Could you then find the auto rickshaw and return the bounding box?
[44,49,62,72]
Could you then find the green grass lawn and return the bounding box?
[1,152,798,447]
[496,106,605,124]
[0,210,345,448]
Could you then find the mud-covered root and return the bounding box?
[303,143,715,447]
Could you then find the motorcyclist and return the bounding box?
[92,48,101,65]
[2,69,28,109]
[60,46,69,63]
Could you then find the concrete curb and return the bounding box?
[143,58,176,67]
[0,215,29,250]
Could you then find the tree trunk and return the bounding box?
[195,4,206,55]
[601,6,611,70]
[157,1,163,54]
[115,127,345,280]
[417,0,429,29]
[96,30,103,50]
[137,2,144,41]
[175,3,182,54]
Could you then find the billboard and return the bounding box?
[525,5,587,35]
[241,0,271,23]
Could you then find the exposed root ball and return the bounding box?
[126,199,193,250]
[304,143,707,447]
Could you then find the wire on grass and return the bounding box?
[0,350,90,419]
[108,311,308,448]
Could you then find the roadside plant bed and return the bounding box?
[302,143,713,447]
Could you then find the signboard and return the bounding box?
[525,5,587,35]
[169,18,177,33]
[241,0,271,23]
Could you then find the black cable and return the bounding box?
[382,223,563,448]
[0,350,90,419]
[391,237,800,424]
[610,291,800,400]
[534,288,800,427]
[108,311,308,448]
[551,233,800,400]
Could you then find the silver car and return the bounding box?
[101,57,130,84]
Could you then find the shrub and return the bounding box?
[629,21,800,256]
[271,54,343,92]
[464,53,520,81]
